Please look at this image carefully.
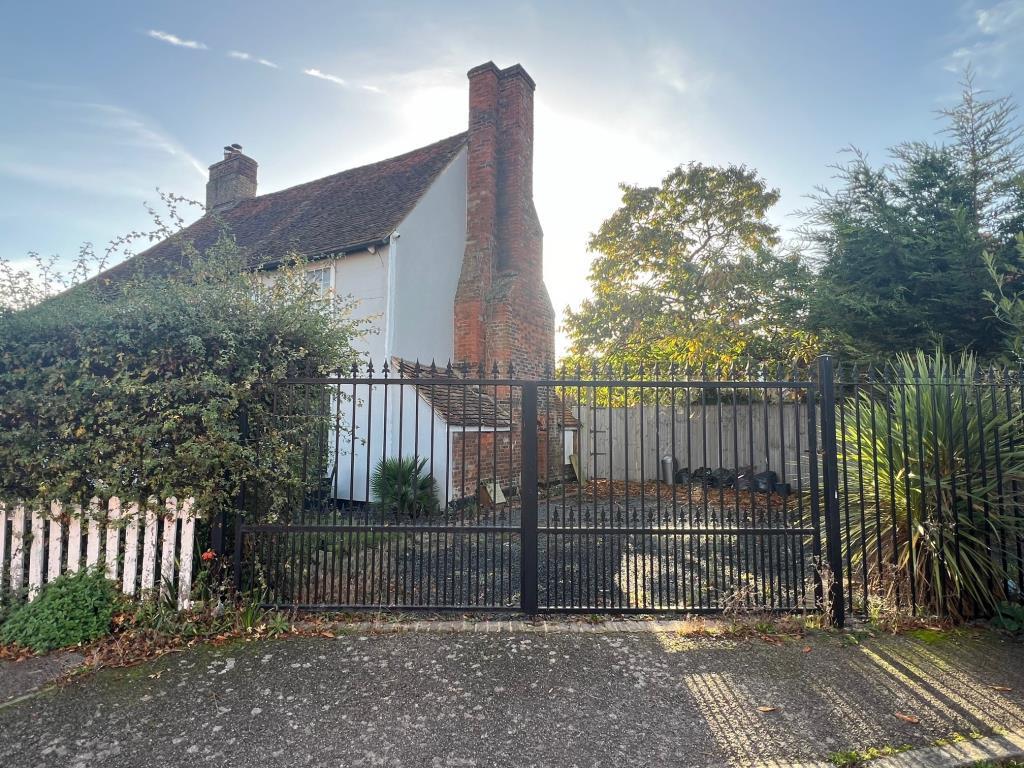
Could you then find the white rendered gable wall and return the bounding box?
[324,145,468,501]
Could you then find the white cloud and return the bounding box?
[304,67,347,87]
[0,98,206,199]
[976,0,1024,32]
[146,29,207,50]
[945,0,1024,76]
[84,103,207,178]
[304,67,385,93]
[228,50,278,69]
[650,46,711,97]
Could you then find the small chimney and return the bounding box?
[206,144,257,212]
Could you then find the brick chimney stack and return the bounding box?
[206,144,257,212]
[454,62,554,377]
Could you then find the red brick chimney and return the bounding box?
[454,62,554,377]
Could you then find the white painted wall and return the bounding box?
[265,146,468,502]
[329,146,467,501]
[332,381,451,504]
[389,146,467,366]
[325,247,391,364]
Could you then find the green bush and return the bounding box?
[371,457,438,518]
[838,349,1024,618]
[0,569,119,652]
[0,203,365,520]
[991,601,1024,633]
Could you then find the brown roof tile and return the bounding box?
[392,358,512,428]
[391,358,580,429]
[98,132,468,282]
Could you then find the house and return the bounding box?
[99,61,571,503]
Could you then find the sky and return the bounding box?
[2,1,1024,354]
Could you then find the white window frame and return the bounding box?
[306,263,334,298]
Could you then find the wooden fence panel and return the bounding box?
[0,503,6,594]
[160,498,178,600]
[28,510,44,600]
[47,501,63,584]
[0,496,197,610]
[66,510,82,574]
[10,505,25,595]
[104,497,121,581]
[122,502,140,596]
[177,499,196,609]
[577,401,818,484]
[141,502,159,594]
[86,498,101,568]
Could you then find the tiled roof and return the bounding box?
[97,132,468,282]
[392,359,513,428]
[391,358,580,429]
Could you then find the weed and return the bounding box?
[828,744,911,767]
[0,568,119,652]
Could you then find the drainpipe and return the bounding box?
[383,231,400,460]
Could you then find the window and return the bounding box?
[306,266,332,297]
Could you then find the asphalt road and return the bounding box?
[1,624,1022,767]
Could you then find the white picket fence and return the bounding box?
[0,496,198,610]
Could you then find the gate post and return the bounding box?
[521,382,539,613]
[817,355,845,626]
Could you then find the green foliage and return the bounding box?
[984,236,1024,361]
[837,350,1024,618]
[0,197,366,519]
[0,569,119,652]
[804,70,1024,362]
[126,588,291,640]
[0,580,23,627]
[991,601,1024,633]
[829,744,911,767]
[562,162,819,372]
[371,457,438,518]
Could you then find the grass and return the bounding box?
[829,730,1012,767]
[829,745,911,767]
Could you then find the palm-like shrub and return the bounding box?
[839,350,1024,618]
[371,457,438,519]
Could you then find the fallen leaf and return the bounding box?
[147,671,163,679]
[992,685,1013,692]
[895,713,920,724]
[802,646,812,653]
[757,706,778,713]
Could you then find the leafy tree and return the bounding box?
[804,69,1024,361]
[983,235,1024,361]
[562,163,818,373]
[0,198,366,518]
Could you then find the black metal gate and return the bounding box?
[234,359,841,620]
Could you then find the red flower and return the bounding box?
[201,549,217,562]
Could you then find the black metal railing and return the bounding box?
[831,360,1024,621]
[232,355,1024,623]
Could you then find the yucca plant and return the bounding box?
[371,456,438,519]
[838,349,1024,619]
